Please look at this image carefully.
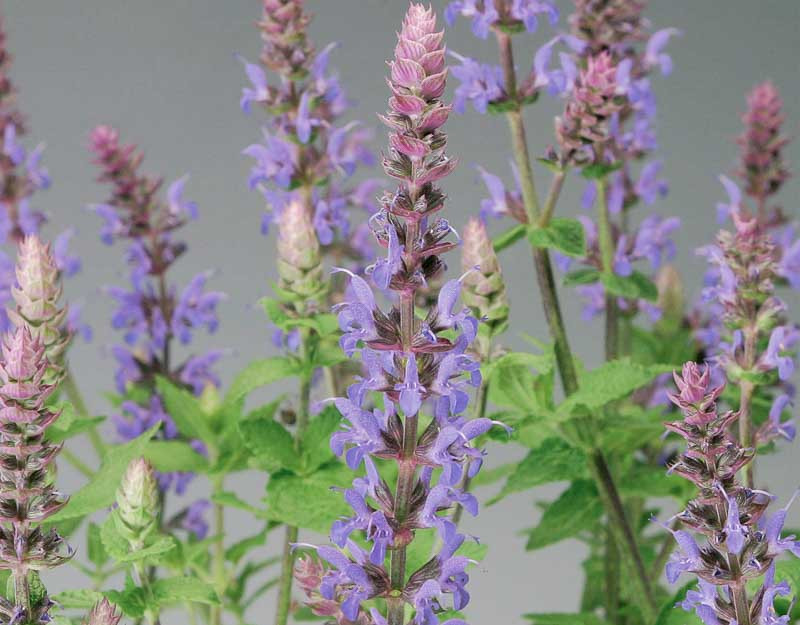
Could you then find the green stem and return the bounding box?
[739,327,757,489]
[13,568,31,622]
[61,447,94,478]
[494,29,657,620]
[727,554,752,625]
[209,475,226,625]
[603,526,620,624]
[274,333,313,625]
[539,171,566,228]
[63,367,106,459]
[596,179,619,360]
[134,561,161,625]
[452,379,490,528]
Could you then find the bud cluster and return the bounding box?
[568,0,648,56]
[297,8,490,625]
[0,324,71,623]
[116,458,161,550]
[737,81,790,211]
[663,362,800,625]
[276,200,324,307]
[460,217,509,358]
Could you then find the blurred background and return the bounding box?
[3,0,800,622]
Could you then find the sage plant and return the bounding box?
[88,124,223,524]
[297,6,491,625]
[663,362,800,625]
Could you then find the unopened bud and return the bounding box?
[461,218,509,351]
[116,458,160,549]
[276,200,323,302]
[655,264,684,326]
[83,599,122,625]
[8,235,69,384]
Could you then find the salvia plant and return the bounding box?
[0,2,795,625]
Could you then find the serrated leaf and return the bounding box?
[87,522,108,568]
[105,584,147,619]
[600,271,658,302]
[151,576,220,607]
[491,439,587,504]
[492,224,528,253]
[557,359,672,417]
[226,357,301,408]
[225,526,270,564]
[580,162,623,180]
[264,463,352,533]
[563,268,600,287]
[524,480,603,550]
[52,589,104,610]
[156,376,214,443]
[100,511,176,563]
[211,491,268,519]
[144,440,209,473]
[300,405,341,474]
[51,424,160,522]
[486,351,554,414]
[262,298,338,335]
[238,406,301,473]
[48,402,105,443]
[528,218,586,257]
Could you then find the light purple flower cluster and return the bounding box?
[697,211,796,448]
[0,16,81,335]
[445,0,558,40]
[296,7,491,625]
[661,362,800,625]
[446,1,586,114]
[551,7,677,322]
[88,125,221,532]
[239,0,377,263]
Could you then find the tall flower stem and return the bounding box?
[494,27,656,618]
[540,171,567,227]
[596,180,619,360]
[63,368,106,458]
[739,328,757,488]
[274,331,313,625]
[209,474,226,625]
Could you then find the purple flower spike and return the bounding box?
[309,7,486,624]
[449,52,505,114]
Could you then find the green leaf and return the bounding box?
[53,589,104,610]
[156,376,214,442]
[211,491,268,519]
[225,526,271,564]
[524,480,603,550]
[653,581,702,625]
[470,462,518,488]
[490,439,586,504]
[87,522,108,568]
[492,224,528,253]
[600,271,658,302]
[48,402,105,443]
[580,161,623,180]
[262,298,338,335]
[226,357,301,407]
[105,582,147,619]
[144,440,209,473]
[151,576,220,607]
[238,403,301,473]
[528,218,586,257]
[300,405,341,474]
[525,613,611,625]
[264,463,352,533]
[51,424,160,522]
[563,268,600,287]
[486,351,554,413]
[100,511,176,563]
[558,359,672,417]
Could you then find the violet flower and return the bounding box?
[297,7,488,625]
[88,126,220,534]
[239,0,377,266]
[662,363,800,625]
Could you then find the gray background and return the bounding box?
[4,0,800,623]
